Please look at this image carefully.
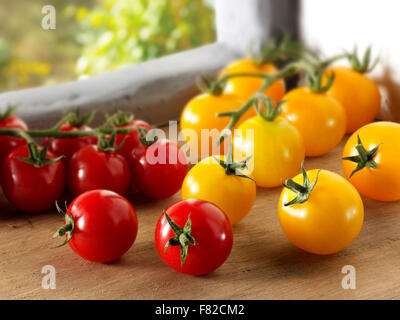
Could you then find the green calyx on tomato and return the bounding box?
[282,162,320,206]
[163,211,197,267]
[63,109,95,127]
[254,95,285,121]
[250,32,316,66]
[53,201,75,247]
[306,69,335,93]
[17,141,63,168]
[105,110,135,127]
[212,144,254,181]
[342,133,381,177]
[97,132,125,152]
[348,46,379,74]
[138,127,157,146]
[196,74,226,96]
[0,104,17,121]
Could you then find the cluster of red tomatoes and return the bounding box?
[0,110,187,212]
[2,41,400,277]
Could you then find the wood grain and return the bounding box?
[0,134,399,300]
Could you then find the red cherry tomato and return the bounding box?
[128,139,187,199]
[114,120,152,159]
[1,145,66,212]
[45,124,98,164]
[0,115,28,163]
[68,145,130,197]
[56,190,138,263]
[155,199,233,275]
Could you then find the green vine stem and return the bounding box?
[0,115,150,166]
[0,125,148,140]
[214,52,350,145]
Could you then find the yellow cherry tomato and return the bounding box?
[326,67,381,133]
[280,87,347,157]
[180,93,254,158]
[342,121,400,201]
[181,156,256,224]
[233,115,305,188]
[279,168,364,255]
[221,58,286,102]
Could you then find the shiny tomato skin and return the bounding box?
[342,121,400,201]
[280,87,347,157]
[68,145,130,197]
[326,67,381,133]
[128,139,187,199]
[1,145,66,212]
[114,120,152,159]
[45,124,98,164]
[155,199,233,275]
[221,58,286,102]
[233,116,305,188]
[0,115,28,162]
[180,93,250,158]
[278,169,364,255]
[67,190,138,263]
[181,156,256,224]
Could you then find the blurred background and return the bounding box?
[0,0,216,92]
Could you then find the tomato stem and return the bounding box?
[105,110,135,127]
[282,162,320,206]
[214,49,350,145]
[348,46,379,74]
[0,104,17,121]
[163,211,196,267]
[17,140,64,168]
[342,133,381,177]
[254,96,285,121]
[212,143,254,182]
[53,202,75,248]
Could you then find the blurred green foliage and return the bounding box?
[0,0,215,91]
[68,0,216,76]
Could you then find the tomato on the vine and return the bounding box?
[280,87,347,157]
[106,111,152,159]
[342,121,400,201]
[180,93,251,158]
[221,58,286,102]
[0,107,28,163]
[233,99,305,187]
[155,199,233,275]
[53,189,138,263]
[278,164,364,255]
[68,139,130,197]
[128,139,187,199]
[182,154,256,224]
[45,123,98,164]
[326,66,380,133]
[1,143,66,212]
[114,120,152,159]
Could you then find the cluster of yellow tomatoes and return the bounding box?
[178,44,400,256]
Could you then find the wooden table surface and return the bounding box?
[1,133,400,300]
